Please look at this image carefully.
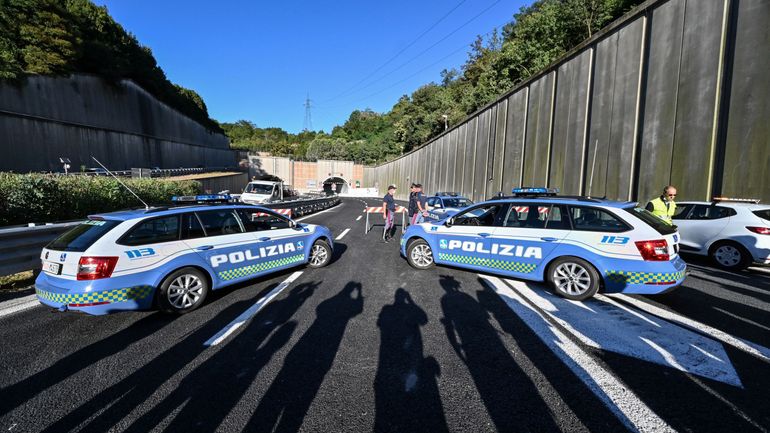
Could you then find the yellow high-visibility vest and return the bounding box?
[649,197,675,224]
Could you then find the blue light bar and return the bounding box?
[511,187,559,194]
[172,194,232,203]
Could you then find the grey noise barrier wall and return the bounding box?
[364,0,770,204]
[0,74,238,172]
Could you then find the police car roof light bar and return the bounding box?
[711,196,760,204]
[171,194,233,204]
[511,187,559,196]
[91,156,150,210]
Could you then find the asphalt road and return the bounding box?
[1,198,768,432]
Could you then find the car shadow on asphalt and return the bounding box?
[35,294,298,433]
[120,280,322,433]
[0,312,175,418]
[374,288,448,432]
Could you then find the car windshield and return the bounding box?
[623,206,677,235]
[47,220,121,252]
[753,209,770,222]
[245,183,274,194]
[443,198,472,208]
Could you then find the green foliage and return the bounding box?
[0,173,200,226]
[220,120,321,159]
[0,0,220,131]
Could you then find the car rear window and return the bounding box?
[753,209,770,221]
[120,215,180,246]
[47,220,120,252]
[623,206,677,235]
[569,206,630,232]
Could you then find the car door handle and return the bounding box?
[540,237,558,242]
[196,245,214,251]
[259,237,271,241]
[478,233,491,238]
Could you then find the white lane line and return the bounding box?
[0,294,39,319]
[480,275,675,433]
[335,228,350,240]
[608,293,770,363]
[204,271,303,347]
[356,215,362,221]
[294,202,344,222]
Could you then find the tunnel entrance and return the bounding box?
[322,177,349,195]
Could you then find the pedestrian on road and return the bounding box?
[646,185,677,225]
[416,184,429,224]
[408,183,419,226]
[383,184,397,242]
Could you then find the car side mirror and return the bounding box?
[445,217,454,227]
[288,220,297,229]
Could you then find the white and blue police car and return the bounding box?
[426,193,474,221]
[35,195,334,315]
[401,188,687,301]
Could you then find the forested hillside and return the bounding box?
[0,0,220,131]
[223,0,643,164]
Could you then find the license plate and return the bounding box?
[43,261,61,275]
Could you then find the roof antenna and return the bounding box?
[91,156,149,210]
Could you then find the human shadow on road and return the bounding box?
[374,288,448,433]
[38,296,275,433]
[475,278,633,432]
[439,274,562,432]
[121,281,320,432]
[243,281,364,433]
[0,312,174,417]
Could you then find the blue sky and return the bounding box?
[93,0,526,133]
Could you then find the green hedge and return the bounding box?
[0,173,201,226]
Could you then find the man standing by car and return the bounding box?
[415,184,429,224]
[383,184,398,242]
[646,185,677,225]
[407,183,419,227]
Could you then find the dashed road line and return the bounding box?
[204,271,303,347]
[607,293,770,363]
[356,215,362,221]
[0,294,39,319]
[336,228,351,240]
[480,275,675,433]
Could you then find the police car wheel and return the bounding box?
[158,267,209,314]
[407,239,434,269]
[548,257,600,301]
[709,241,750,270]
[308,239,332,268]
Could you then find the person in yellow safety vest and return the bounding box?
[646,185,677,225]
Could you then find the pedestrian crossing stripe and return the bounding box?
[36,285,153,305]
[217,254,305,281]
[438,253,536,273]
[606,270,685,285]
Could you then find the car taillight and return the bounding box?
[747,226,770,235]
[635,239,669,261]
[77,256,118,280]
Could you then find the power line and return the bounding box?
[321,0,469,103]
[326,0,505,103]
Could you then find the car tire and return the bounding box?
[406,238,435,270]
[308,239,332,268]
[548,257,600,301]
[157,267,210,314]
[709,241,751,271]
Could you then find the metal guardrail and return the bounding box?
[0,222,80,278]
[0,196,341,278]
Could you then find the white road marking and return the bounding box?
[336,228,350,240]
[480,275,675,433]
[204,271,303,346]
[511,281,742,387]
[356,215,362,221]
[294,202,343,222]
[0,294,39,319]
[608,293,770,363]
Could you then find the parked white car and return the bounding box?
[672,198,770,270]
